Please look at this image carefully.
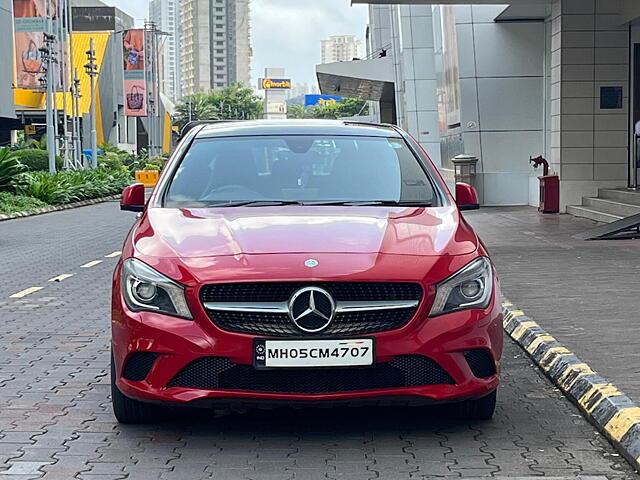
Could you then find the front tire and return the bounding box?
[450,390,497,420]
[111,350,164,424]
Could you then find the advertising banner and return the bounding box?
[305,94,342,107]
[123,29,147,116]
[259,78,292,90]
[13,0,66,90]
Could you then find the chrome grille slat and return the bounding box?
[203,299,419,314]
[199,282,423,337]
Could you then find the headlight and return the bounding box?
[122,258,193,319]
[429,257,493,317]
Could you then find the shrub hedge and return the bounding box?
[0,192,48,215]
[15,169,131,205]
[11,149,63,172]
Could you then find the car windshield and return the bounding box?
[164,135,438,207]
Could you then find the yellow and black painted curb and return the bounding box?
[503,300,640,472]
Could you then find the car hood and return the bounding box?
[133,206,478,259]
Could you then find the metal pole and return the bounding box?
[73,69,81,168]
[44,0,56,173]
[151,25,158,156]
[149,25,155,157]
[144,23,152,157]
[52,48,59,157]
[86,38,98,169]
[631,133,640,190]
[60,0,70,168]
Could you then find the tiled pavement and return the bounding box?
[0,203,638,479]
[465,207,640,406]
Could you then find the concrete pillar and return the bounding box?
[395,5,441,166]
[550,0,629,209]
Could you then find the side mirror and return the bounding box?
[455,182,480,211]
[121,183,146,212]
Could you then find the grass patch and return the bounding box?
[0,192,49,215]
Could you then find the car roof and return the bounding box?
[194,119,402,139]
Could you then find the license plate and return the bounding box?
[254,338,374,369]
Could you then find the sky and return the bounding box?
[106,0,369,87]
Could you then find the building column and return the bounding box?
[396,6,441,166]
[550,0,629,209]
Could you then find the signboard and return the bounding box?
[72,6,117,32]
[305,94,343,107]
[13,0,66,90]
[123,29,147,116]
[259,78,291,90]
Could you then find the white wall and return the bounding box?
[452,5,546,206]
[397,6,442,167]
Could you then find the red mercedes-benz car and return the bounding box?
[111,120,502,423]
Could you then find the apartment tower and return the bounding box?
[149,0,181,101]
[180,0,251,96]
[320,35,362,64]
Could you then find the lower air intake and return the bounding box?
[167,355,454,394]
[464,349,496,379]
[122,352,157,381]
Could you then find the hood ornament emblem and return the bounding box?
[304,259,319,268]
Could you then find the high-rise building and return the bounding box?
[180,0,251,97]
[149,0,181,101]
[320,35,362,64]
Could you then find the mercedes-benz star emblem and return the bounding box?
[288,287,335,333]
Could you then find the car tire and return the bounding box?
[450,389,497,420]
[111,350,164,424]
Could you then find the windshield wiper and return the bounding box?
[206,200,304,207]
[205,200,433,207]
[302,200,433,207]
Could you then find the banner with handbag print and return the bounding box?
[123,29,147,116]
[13,0,67,90]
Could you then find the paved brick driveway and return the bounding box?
[465,207,640,405]
[0,203,637,479]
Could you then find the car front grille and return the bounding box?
[199,282,423,337]
[167,355,454,393]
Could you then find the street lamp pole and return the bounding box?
[41,32,57,174]
[72,69,82,168]
[85,39,99,168]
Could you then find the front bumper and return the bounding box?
[111,287,503,406]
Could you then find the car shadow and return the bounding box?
[131,403,488,436]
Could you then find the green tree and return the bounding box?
[174,92,219,128]
[287,104,308,119]
[174,83,263,128]
[307,98,370,119]
[210,83,263,120]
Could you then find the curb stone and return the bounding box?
[503,300,640,473]
[0,195,121,222]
